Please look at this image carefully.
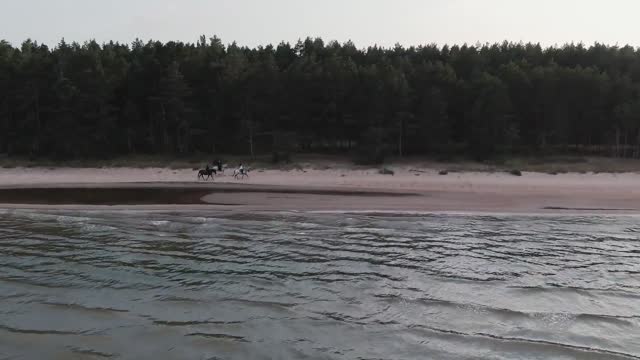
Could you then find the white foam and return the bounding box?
[56,215,91,223]
[80,224,117,232]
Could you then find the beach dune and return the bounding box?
[0,166,639,213]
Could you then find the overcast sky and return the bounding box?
[2,0,639,48]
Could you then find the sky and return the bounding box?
[2,0,639,48]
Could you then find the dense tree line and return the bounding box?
[2,36,640,161]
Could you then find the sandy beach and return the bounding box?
[1,166,640,213]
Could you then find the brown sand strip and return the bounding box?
[0,184,416,206]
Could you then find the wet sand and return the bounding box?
[1,167,640,213]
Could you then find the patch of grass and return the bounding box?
[509,169,523,176]
[0,154,266,170]
[379,168,395,175]
[312,164,332,171]
[442,155,640,174]
[3,153,640,174]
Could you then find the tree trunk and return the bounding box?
[147,102,156,150]
[33,88,41,154]
[0,98,7,154]
[245,97,255,159]
[248,122,254,159]
[615,127,621,158]
[161,103,169,152]
[398,118,404,157]
[175,119,182,153]
[211,113,219,154]
[127,129,134,153]
[636,128,640,158]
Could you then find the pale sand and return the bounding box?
[1,166,640,213]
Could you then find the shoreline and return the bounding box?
[1,167,640,214]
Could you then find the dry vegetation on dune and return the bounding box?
[3,154,640,175]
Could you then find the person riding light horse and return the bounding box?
[234,163,249,179]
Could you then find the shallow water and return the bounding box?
[1,209,640,360]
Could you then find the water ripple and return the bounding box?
[1,210,640,359]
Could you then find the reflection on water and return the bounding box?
[1,209,640,359]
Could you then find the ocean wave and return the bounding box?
[150,220,170,226]
[2,211,640,358]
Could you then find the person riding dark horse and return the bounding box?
[198,165,215,180]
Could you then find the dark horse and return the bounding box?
[197,168,216,181]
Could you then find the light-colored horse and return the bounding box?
[233,168,249,180]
